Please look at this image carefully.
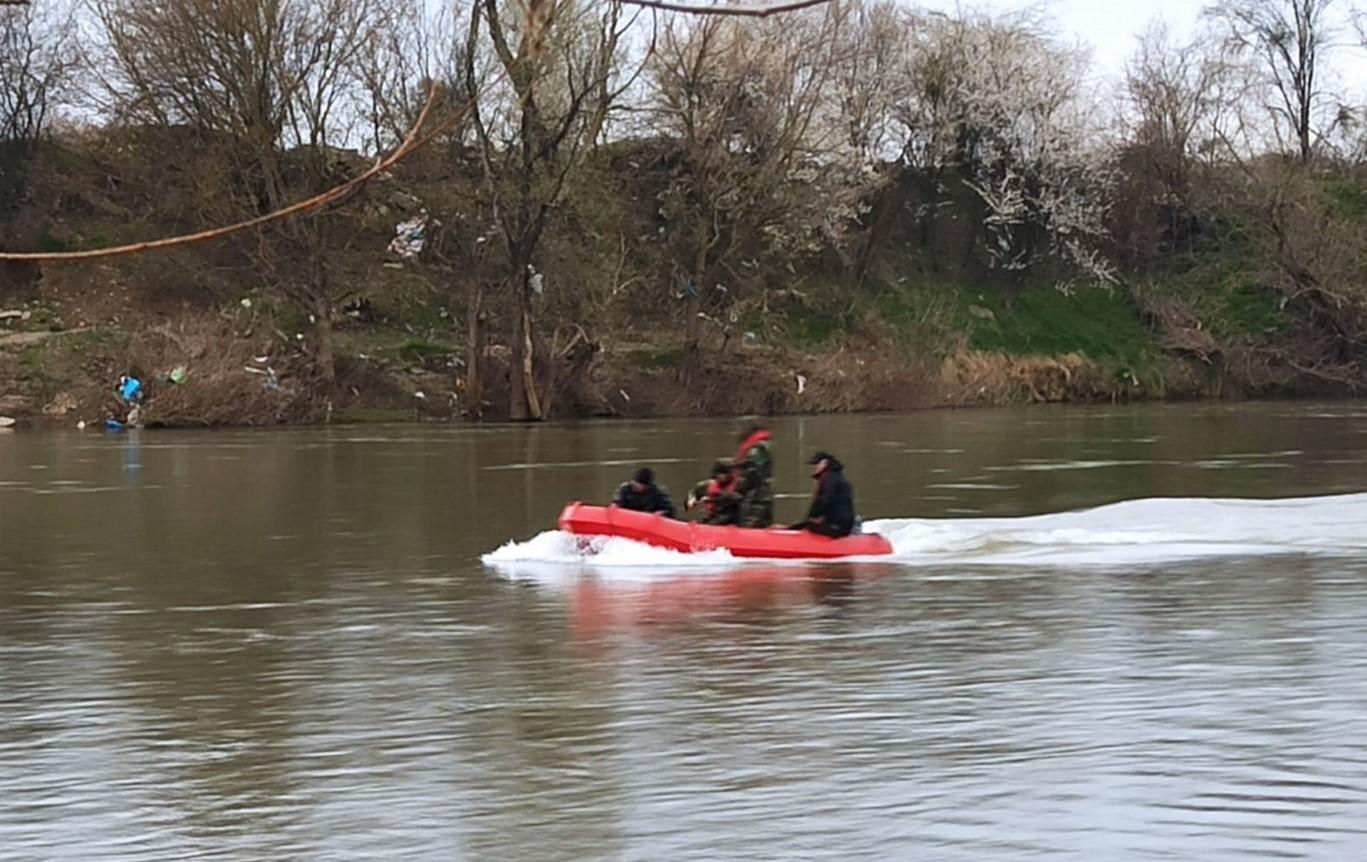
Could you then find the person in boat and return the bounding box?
[791,451,856,538]
[733,422,775,528]
[686,459,740,525]
[612,467,676,517]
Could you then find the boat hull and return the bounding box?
[557,503,894,559]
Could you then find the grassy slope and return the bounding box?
[11,143,1362,424]
[776,267,1156,369]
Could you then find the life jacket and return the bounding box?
[732,429,773,468]
[703,474,735,516]
[707,477,724,497]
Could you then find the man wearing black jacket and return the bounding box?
[612,467,676,518]
[795,451,856,538]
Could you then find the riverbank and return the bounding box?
[3,139,1361,429]
[0,299,1281,430]
[2,260,1346,429]
[0,270,1335,429]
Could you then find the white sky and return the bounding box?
[913,0,1367,95]
[917,0,1202,75]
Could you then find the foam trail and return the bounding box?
[868,492,1367,566]
[483,530,738,583]
[484,493,1367,577]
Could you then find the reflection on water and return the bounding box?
[4,404,1367,860]
[566,564,883,637]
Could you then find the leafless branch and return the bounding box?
[0,82,457,262]
[614,0,831,18]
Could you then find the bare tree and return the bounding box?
[649,3,876,375]
[1127,23,1223,190]
[1120,22,1235,252]
[1343,9,1367,163]
[1,0,79,193]
[360,1,467,154]
[828,0,906,283]
[830,0,904,165]
[94,0,384,383]
[1206,0,1334,163]
[464,0,634,420]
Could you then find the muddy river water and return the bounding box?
[4,403,1367,859]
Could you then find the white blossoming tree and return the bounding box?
[892,10,1116,285]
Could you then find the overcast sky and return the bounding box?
[913,0,1367,94]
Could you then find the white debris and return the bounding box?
[388,212,429,259]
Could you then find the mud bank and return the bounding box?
[0,312,1250,430]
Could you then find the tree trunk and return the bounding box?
[309,250,336,387]
[509,271,544,421]
[683,288,705,349]
[681,288,703,383]
[852,169,905,285]
[680,239,709,384]
[304,220,336,388]
[510,302,529,421]
[464,280,483,418]
[315,298,336,387]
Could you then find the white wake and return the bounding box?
[483,492,1367,574]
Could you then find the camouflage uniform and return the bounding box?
[735,439,774,528]
[687,465,740,526]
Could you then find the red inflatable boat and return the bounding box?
[557,503,894,560]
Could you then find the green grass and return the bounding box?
[12,329,125,397]
[626,346,686,369]
[860,276,962,355]
[1161,250,1286,342]
[954,284,1152,365]
[1218,282,1284,338]
[37,227,74,254]
[398,340,456,363]
[772,264,1156,366]
[1321,177,1367,222]
[37,222,135,253]
[782,312,840,348]
[873,286,931,327]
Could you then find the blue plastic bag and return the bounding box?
[119,376,142,402]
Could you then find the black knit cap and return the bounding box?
[634,467,654,485]
[807,451,834,465]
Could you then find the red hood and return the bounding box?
[733,430,772,465]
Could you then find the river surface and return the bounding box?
[4,403,1367,860]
